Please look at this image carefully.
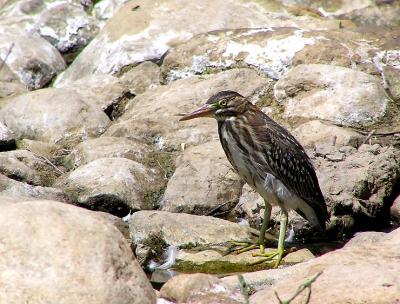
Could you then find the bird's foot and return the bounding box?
[251,246,286,268]
[224,241,260,255]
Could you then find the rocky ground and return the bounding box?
[0,0,400,303]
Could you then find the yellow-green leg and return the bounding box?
[253,208,288,268]
[226,202,272,255]
[257,202,272,253]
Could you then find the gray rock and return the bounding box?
[55,0,344,85]
[0,63,27,98]
[316,144,400,234]
[64,136,152,169]
[0,0,99,64]
[0,81,27,98]
[0,149,59,186]
[106,68,270,150]
[338,1,400,27]
[0,173,66,202]
[159,273,236,303]
[118,61,161,95]
[161,141,242,215]
[0,25,66,89]
[0,200,156,304]
[16,139,63,160]
[293,120,364,149]
[0,88,110,144]
[129,210,253,255]
[390,194,400,224]
[0,122,15,149]
[249,228,400,304]
[93,0,130,22]
[57,157,165,216]
[162,27,323,82]
[274,64,390,127]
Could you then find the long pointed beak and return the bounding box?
[179,104,215,121]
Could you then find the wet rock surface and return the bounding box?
[1,0,399,303]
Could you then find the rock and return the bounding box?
[55,0,346,86]
[0,173,66,202]
[316,144,400,234]
[128,210,253,257]
[0,121,15,151]
[249,228,400,304]
[159,273,243,303]
[292,120,364,148]
[0,149,60,186]
[174,247,315,274]
[54,63,160,120]
[0,200,156,304]
[338,1,400,27]
[0,80,27,98]
[228,183,264,229]
[0,26,66,89]
[0,0,99,64]
[383,65,400,103]
[274,64,390,127]
[160,273,222,302]
[93,0,130,22]
[106,68,270,150]
[0,88,110,144]
[118,61,161,95]
[64,136,152,169]
[57,157,165,216]
[16,139,63,160]
[92,211,130,240]
[390,194,400,224]
[54,74,134,119]
[0,63,27,98]
[161,141,242,215]
[162,28,324,82]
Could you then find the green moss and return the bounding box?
[173,256,275,274]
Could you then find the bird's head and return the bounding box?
[179,91,247,122]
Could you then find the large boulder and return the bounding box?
[0,26,66,89]
[0,174,65,202]
[161,140,242,215]
[0,0,99,64]
[128,210,253,259]
[162,27,323,81]
[0,200,156,304]
[55,0,346,86]
[274,64,391,127]
[0,88,110,144]
[0,149,59,186]
[64,136,152,169]
[57,157,165,216]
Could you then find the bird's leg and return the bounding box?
[252,208,288,268]
[274,208,288,267]
[225,202,272,255]
[257,202,272,254]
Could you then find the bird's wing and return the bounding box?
[251,113,329,225]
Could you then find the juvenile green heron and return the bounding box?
[179,91,328,267]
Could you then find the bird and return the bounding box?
[179,90,329,267]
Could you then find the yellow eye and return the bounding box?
[219,100,227,107]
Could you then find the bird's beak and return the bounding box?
[179,104,215,121]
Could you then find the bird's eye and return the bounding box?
[219,100,227,107]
